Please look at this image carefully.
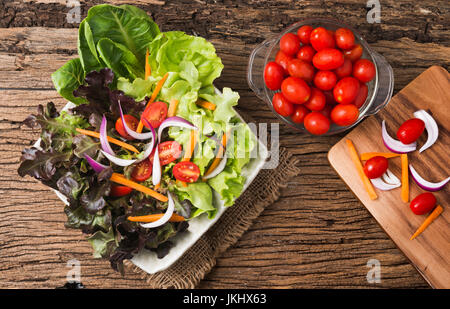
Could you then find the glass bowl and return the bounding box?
[247,18,394,135]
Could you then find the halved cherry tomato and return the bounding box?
[291,105,309,124]
[303,112,330,135]
[304,88,326,111]
[330,104,359,126]
[115,114,139,140]
[280,33,301,56]
[287,59,315,83]
[272,93,294,117]
[297,45,315,62]
[334,58,353,79]
[142,101,168,129]
[275,50,292,71]
[173,161,200,183]
[410,192,436,215]
[281,77,311,104]
[131,159,153,182]
[310,27,335,51]
[396,118,425,144]
[343,44,363,62]
[352,59,376,83]
[333,76,360,104]
[110,185,133,197]
[312,48,344,71]
[264,61,285,90]
[158,141,182,165]
[335,28,355,50]
[363,156,388,179]
[297,25,313,45]
[314,70,337,91]
[353,83,368,108]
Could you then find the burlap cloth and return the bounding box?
[124,147,300,288]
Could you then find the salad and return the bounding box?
[18,4,255,273]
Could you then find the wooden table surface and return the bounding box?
[0,0,449,289]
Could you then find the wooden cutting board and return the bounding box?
[328,66,449,288]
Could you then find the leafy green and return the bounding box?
[173,182,215,218]
[51,58,87,105]
[78,20,103,73]
[87,227,117,258]
[116,77,154,101]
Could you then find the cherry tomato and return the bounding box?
[281,77,311,104]
[353,59,376,83]
[297,45,315,62]
[297,25,313,45]
[343,44,363,62]
[334,58,353,79]
[304,88,326,111]
[131,159,153,182]
[312,48,344,71]
[319,104,333,119]
[363,156,388,179]
[333,76,360,104]
[410,193,437,215]
[264,61,285,90]
[142,101,168,129]
[314,70,337,91]
[287,59,315,83]
[303,112,330,135]
[173,161,200,183]
[275,50,292,71]
[331,104,359,126]
[396,118,425,144]
[335,28,355,50]
[110,185,133,197]
[280,32,300,56]
[310,27,335,51]
[353,82,368,108]
[115,114,139,140]
[291,105,309,124]
[157,141,182,165]
[272,93,294,117]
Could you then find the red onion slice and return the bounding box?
[152,145,161,186]
[409,164,449,192]
[140,192,175,229]
[370,177,401,191]
[118,101,155,140]
[381,120,416,153]
[157,116,197,141]
[381,169,400,185]
[100,115,114,155]
[100,150,137,167]
[84,154,108,173]
[413,110,439,153]
[203,153,228,180]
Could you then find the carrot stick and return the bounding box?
[110,173,168,202]
[128,213,185,223]
[346,139,378,200]
[75,128,139,153]
[410,205,443,240]
[154,183,160,190]
[145,49,151,79]
[182,130,197,162]
[167,99,179,117]
[360,152,401,161]
[196,99,216,111]
[136,72,170,133]
[204,132,228,179]
[401,154,409,203]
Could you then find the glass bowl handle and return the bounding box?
[247,38,277,100]
[365,51,394,116]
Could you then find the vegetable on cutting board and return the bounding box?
[410,205,443,240]
[401,154,409,203]
[409,164,450,192]
[346,139,377,200]
[413,109,439,153]
[360,152,400,161]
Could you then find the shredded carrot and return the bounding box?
[127,213,185,223]
[204,132,228,179]
[401,154,409,203]
[145,49,151,79]
[360,152,401,161]
[154,183,160,190]
[110,173,168,202]
[75,128,139,153]
[346,139,377,200]
[410,205,443,240]
[182,130,197,162]
[196,99,216,111]
[136,72,170,133]
[168,99,179,117]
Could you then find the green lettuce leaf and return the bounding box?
[51,58,87,105]
[116,77,154,101]
[87,227,117,258]
[78,20,103,73]
[173,182,215,219]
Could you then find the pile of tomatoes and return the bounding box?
[264,25,376,135]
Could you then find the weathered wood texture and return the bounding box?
[0,0,449,289]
